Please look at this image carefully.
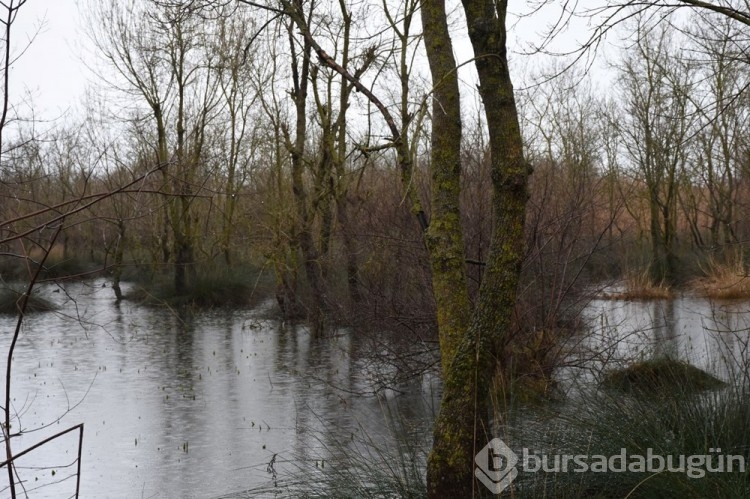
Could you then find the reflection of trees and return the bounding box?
[2,283,439,495]
[277,326,433,494]
[589,298,750,384]
[651,299,678,359]
[704,303,750,383]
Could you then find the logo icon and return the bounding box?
[475,438,518,494]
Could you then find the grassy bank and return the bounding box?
[689,258,750,300]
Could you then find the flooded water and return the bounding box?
[0,280,438,498]
[5,280,749,497]
[579,295,750,382]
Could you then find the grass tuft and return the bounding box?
[502,364,748,498]
[125,265,273,309]
[0,288,56,314]
[689,257,750,300]
[504,391,750,497]
[598,271,672,300]
[601,358,726,394]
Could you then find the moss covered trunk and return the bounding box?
[426,0,529,494]
[279,3,526,492]
[420,0,472,375]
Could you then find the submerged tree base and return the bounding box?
[601,358,725,394]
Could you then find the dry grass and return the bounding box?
[598,270,672,300]
[28,243,65,263]
[690,257,750,299]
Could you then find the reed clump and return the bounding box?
[599,271,672,300]
[504,370,747,498]
[125,264,273,309]
[601,358,726,394]
[690,257,750,300]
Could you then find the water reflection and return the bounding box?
[12,282,747,496]
[0,280,438,498]
[581,296,750,382]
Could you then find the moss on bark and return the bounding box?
[426,0,530,495]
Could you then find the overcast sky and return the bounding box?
[11,1,87,120]
[7,0,612,125]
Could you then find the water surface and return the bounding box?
[578,295,750,382]
[5,281,749,497]
[0,280,437,498]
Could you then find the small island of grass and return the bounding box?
[601,358,726,394]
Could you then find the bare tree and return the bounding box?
[213,8,259,265]
[89,0,230,294]
[688,14,749,261]
[615,21,696,284]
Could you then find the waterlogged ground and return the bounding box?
[0,280,438,498]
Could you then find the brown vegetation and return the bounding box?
[690,258,750,300]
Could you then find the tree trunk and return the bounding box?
[336,196,362,304]
[649,195,665,283]
[420,0,472,375]
[287,18,327,336]
[427,0,530,494]
[112,219,125,301]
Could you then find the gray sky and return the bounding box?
[6,0,613,125]
[11,1,85,120]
